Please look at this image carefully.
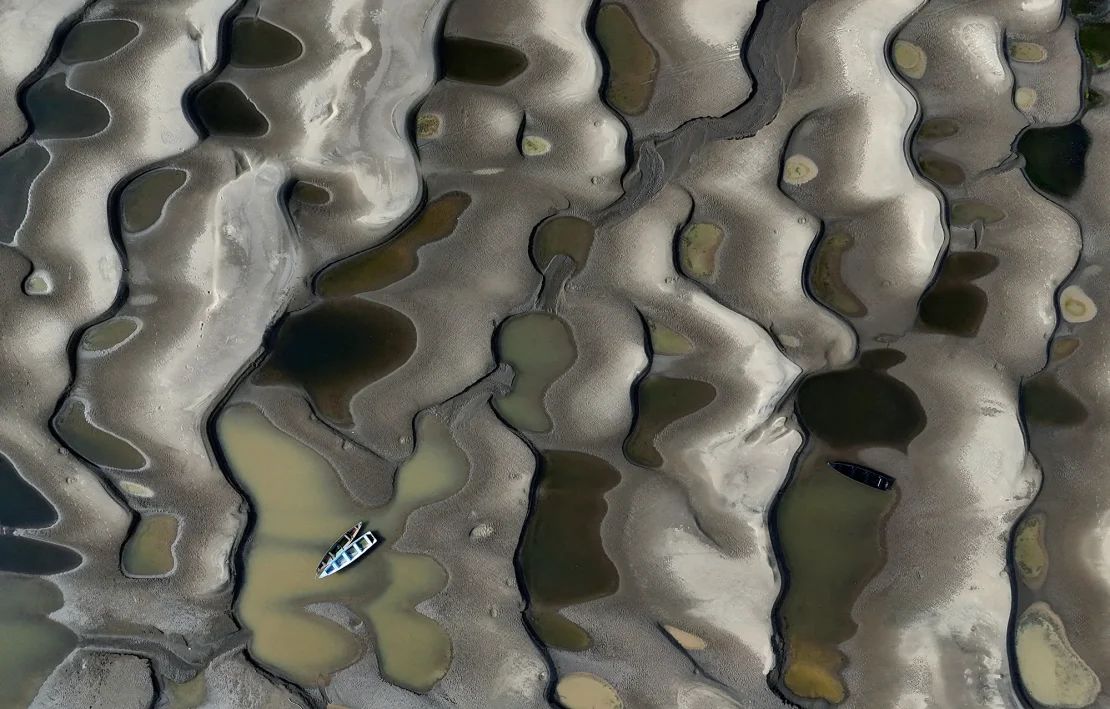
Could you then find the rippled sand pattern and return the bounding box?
[3,0,1110,707]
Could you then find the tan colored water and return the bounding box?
[122,514,178,576]
[494,312,576,433]
[218,404,467,690]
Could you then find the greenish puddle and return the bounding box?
[494,312,576,433]
[595,3,658,115]
[193,82,269,137]
[775,448,897,704]
[0,454,56,528]
[255,299,417,427]
[1050,336,1081,361]
[1016,602,1102,708]
[81,317,140,353]
[60,19,139,64]
[122,514,178,577]
[164,670,207,708]
[27,74,110,139]
[1017,123,1090,199]
[316,193,471,296]
[1087,87,1105,110]
[520,450,621,651]
[625,375,716,468]
[1022,374,1088,426]
[679,223,723,280]
[648,321,693,356]
[53,399,146,471]
[0,536,81,575]
[0,574,76,707]
[950,200,1005,227]
[917,118,959,140]
[916,151,965,186]
[23,271,52,296]
[809,232,866,318]
[529,609,593,651]
[1013,513,1048,590]
[120,168,187,233]
[218,405,467,691]
[440,36,528,86]
[532,216,594,273]
[230,18,303,68]
[796,366,925,450]
[0,143,49,244]
[917,252,998,337]
[1080,23,1110,70]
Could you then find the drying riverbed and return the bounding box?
[1,0,1108,708]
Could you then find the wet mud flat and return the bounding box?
[5,0,1110,707]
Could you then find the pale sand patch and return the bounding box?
[1016,602,1101,708]
[782,155,818,185]
[1015,86,1038,111]
[678,0,758,48]
[664,624,707,651]
[1060,285,1097,323]
[1011,41,1047,63]
[556,672,623,709]
[893,39,927,78]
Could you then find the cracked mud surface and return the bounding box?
[2,0,1110,708]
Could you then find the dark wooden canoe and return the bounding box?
[827,461,895,491]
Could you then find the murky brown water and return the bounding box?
[0,575,76,707]
[439,36,528,86]
[81,317,140,353]
[316,193,471,296]
[53,398,146,470]
[122,513,178,577]
[193,82,269,137]
[60,19,139,64]
[594,3,657,115]
[624,375,716,468]
[0,143,50,244]
[230,18,304,69]
[255,299,417,426]
[532,216,595,273]
[809,231,867,318]
[26,74,110,139]
[218,405,466,691]
[119,169,187,233]
[775,449,897,703]
[494,312,576,433]
[520,450,620,649]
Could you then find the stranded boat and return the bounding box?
[827,461,895,491]
[317,522,380,579]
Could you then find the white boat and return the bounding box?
[316,522,363,576]
[317,527,379,579]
